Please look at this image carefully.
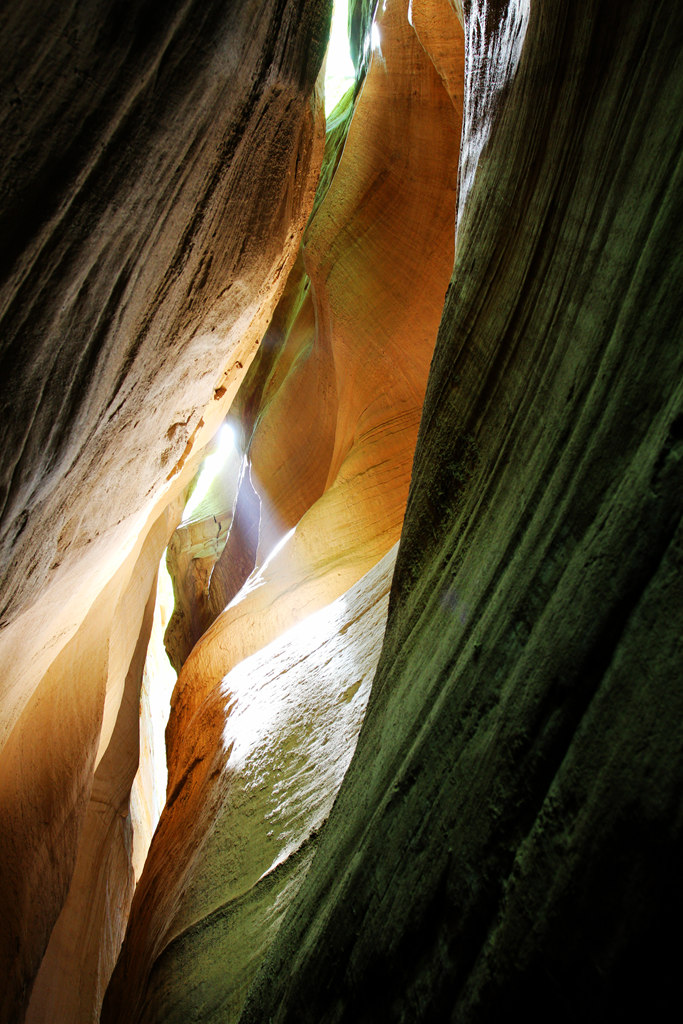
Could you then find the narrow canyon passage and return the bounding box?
[103,2,464,1019]
[1,1,682,1023]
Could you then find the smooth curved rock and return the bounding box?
[239,1,683,1020]
[24,529,161,1024]
[104,1,464,1017]
[170,93,356,667]
[102,546,397,1024]
[0,0,328,750]
[3,0,681,1020]
[168,0,464,764]
[0,2,330,1020]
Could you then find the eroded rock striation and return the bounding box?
[167,0,463,754]
[103,546,397,1024]
[239,1,683,1020]
[104,1,464,1016]
[1,0,681,1021]
[0,1,331,1020]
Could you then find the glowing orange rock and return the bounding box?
[170,0,464,749]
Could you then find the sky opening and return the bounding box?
[181,421,239,524]
[325,0,355,115]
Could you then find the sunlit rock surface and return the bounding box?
[24,508,170,1024]
[102,546,396,1024]
[168,0,464,758]
[239,1,683,1021]
[129,558,178,881]
[103,3,464,1018]
[163,433,242,672]
[0,1,330,1020]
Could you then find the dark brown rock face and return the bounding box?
[0,0,328,634]
[239,1,683,1021]
[0,1,330,1021]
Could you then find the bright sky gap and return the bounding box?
[325,0,355,115]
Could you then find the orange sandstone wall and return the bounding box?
[103,1,465,1020]
[168,0,464,746]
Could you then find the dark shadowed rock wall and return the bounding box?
[239,0,683,1020]
[0,0,329,636]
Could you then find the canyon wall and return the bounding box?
[104,545,399,1024]
[239,0,683,1020]
[0,0,681,1021]
[0,1,331,1020]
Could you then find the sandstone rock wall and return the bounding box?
[1,0,681,1020]
[0,2,331,1020]
[103,1,464,1017]
[24,516,164,1024]
[239,1,683,1020]
[102,546,398,1024]
[166,0,464,756]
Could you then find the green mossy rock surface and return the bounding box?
[240,1,683,1020]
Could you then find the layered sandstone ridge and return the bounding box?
[0,2,331,1021]
[102,545,397,1024]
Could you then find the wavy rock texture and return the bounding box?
[165,0,465,671]
[3,0,681,1020]
[239,0,683,1021]
[161,90,356,670]
[0,1,330,1021]
[103,1,463,1018]
[167,0,464,759]
[102,544,396,1024]
[24,514,165,1024]
[0,497,184,1024]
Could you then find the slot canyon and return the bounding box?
[0,0,681,1021]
